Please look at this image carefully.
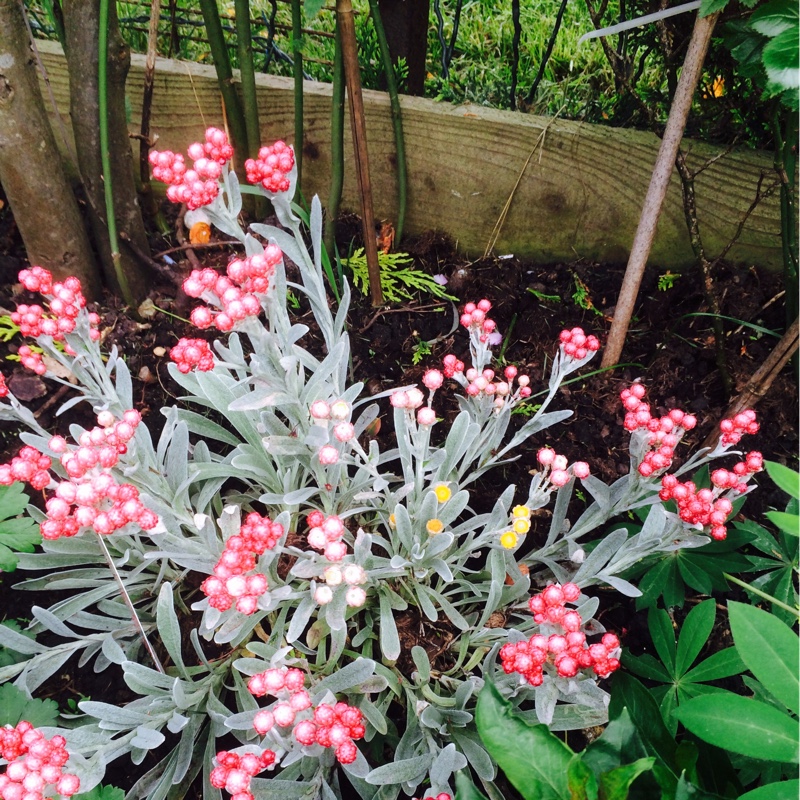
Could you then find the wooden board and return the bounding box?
[34,40,784,270]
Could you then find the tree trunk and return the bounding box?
[63,0,149,302]
[376,0,429,96]
[0,0,100,296]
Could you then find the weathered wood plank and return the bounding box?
[34,39,783,269]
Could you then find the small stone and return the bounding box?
[153,346,166,357]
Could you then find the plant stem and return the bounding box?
[291,0,304,186]
[723,573,800,618]
[42,0,66,51]
[368,0,408,244]
[95,532,165,673]
[98,0,134,308]
[234,0,260,161]
[324,23,345,264]
[198,0,248,155]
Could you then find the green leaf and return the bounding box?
[568,756,598,800]
[622,652,672,682]
[676,556,713,595]
[608,674,677,770]
[635,557,671,610]
[765,510,800,537]
[765,461,800,500]
[751,0,798,38]
[739,779,800,800]
[675,695,798,762]
[675,599,715,676]
[0,683,59,727]
[475,681,572,800]
[583,709,645,775]
[74,786,126,800]
[598,757,655,800]
[683,647,745,683]
[0,484,41,572]
[648,607,676,676]
[728,601,799,714]
[700,0,732,17]
[454,770,490,800]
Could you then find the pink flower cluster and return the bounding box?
[442,354,465,379]
[169,338,214,373]
[245,140,295,194]
[0,374,7,398]
[306,511,348,562]
[500,583,621,684]
[390,386,438,425]
[620,384,698,477]
[183,247,282,331]
[15,268,100,350]
[201,512,283,614]
[0,721,80,800]
[719,410,759,446]
[660,453,762,541]
[17,346,45,376]
[150,128,233,210]
[291,703,365,765]
[0,446,52,491]
[464,365,531,401]
[558,327,600,360]
[248,668,365,765]
[210,749,276,800]
[459,300,496,343]
[537,447,590,488]
[415,795,451,800]
[40,411,158,539]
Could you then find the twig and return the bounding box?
[176,206,201,270]
[153,240,241,258]
[119,231,181,285]
[359,302,449,333]
[483,110,563,258]
[34,384,71,419]
[699,316,799,451]
[732,291,785,336]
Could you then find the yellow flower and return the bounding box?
[512,518,531,535]
[426,518,444,535]
[512,505,531,519]
[189,221,212,245]
[434,484,452,503]
[388,513,396,529]
[499,531,518,549]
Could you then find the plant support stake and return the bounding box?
[601,9,718,368]
[337,0,383,306]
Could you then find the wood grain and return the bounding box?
[34,40,784,269]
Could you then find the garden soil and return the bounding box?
[0,199,796,797]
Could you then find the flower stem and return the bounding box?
[95,532,165,673]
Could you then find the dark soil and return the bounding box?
[0,195,797,797]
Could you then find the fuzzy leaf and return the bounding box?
[366,753,434,785]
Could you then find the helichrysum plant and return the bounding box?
[0,129,766,800]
